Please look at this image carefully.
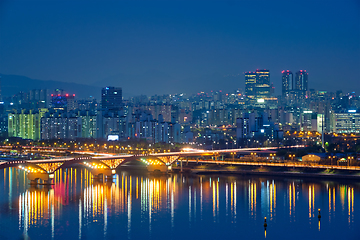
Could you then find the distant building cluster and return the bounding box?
[0,70,359,148]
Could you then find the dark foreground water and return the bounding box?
[0,168,359,240]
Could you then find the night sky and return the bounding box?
[1,0,359,97]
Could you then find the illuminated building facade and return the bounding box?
[282,70,293,96]
[96,111,127,140]
[331,111,360,133]
[255,69,271,99]
[236,112,282,141]
[101,87,122,111]
[51,92,76,111]
[79,111,97,138]
[295,70,308,96]
[40,112,82,139]
[8,108,48,140]
[300,110,324,133]
[245,70,270,102]
[245,72,257,100]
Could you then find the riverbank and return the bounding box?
[174,163,360,180]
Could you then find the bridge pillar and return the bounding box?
[180,159,183,172]
[89,169,113,181]
[147,165,167,172]
[186,157,188,166]
[27,172,53,185]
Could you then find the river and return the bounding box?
[0,167,359,239]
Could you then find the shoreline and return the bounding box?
[171,163,360,180]
[189,168,360,180]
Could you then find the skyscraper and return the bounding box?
[245,69,271,101]
[245,72,256,100]
[282,70,293,96]
[101,86,122,111]
[255,69,270,99]
[295,70,308,95]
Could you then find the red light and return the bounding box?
[58,94,60,96]
[73,94,75,96]
[51,94,53,96]
[66,94,69,97]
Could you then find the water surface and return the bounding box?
[0,168,359,239]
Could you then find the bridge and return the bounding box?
[0,146,303,184]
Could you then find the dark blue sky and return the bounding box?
[1,0,359,97]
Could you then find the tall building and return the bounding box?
[40,112,82,140]
[295,70,308,95]
[245,70,270,102]
[79,111,97,138]
[255,69,270,99]
[29,89,51,108]
[245,72,256,100]
[331,110,360,133]
[282,70,293,96]
[8,109,48,140]
[101,87,122,111]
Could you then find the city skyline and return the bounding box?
[0,69,358,100]
[1,1,360,240]
[0,0,359,96]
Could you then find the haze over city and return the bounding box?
[1,0,359,97]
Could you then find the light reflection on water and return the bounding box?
[0,167,359,240]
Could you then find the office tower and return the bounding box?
[51,94,67,109]
[101,86,122,111]
[295,70,308,95]
[282,70,293,96]
[245,72,256,100]
[331,110,360,133]
[255,69,270,99]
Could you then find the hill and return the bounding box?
[0,74,101,99]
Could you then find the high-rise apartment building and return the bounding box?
[101,87,122,111]
[40,112,82,140]
[282,70,293,96]
[8,109,48,140]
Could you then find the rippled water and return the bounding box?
[0,168,359,240]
